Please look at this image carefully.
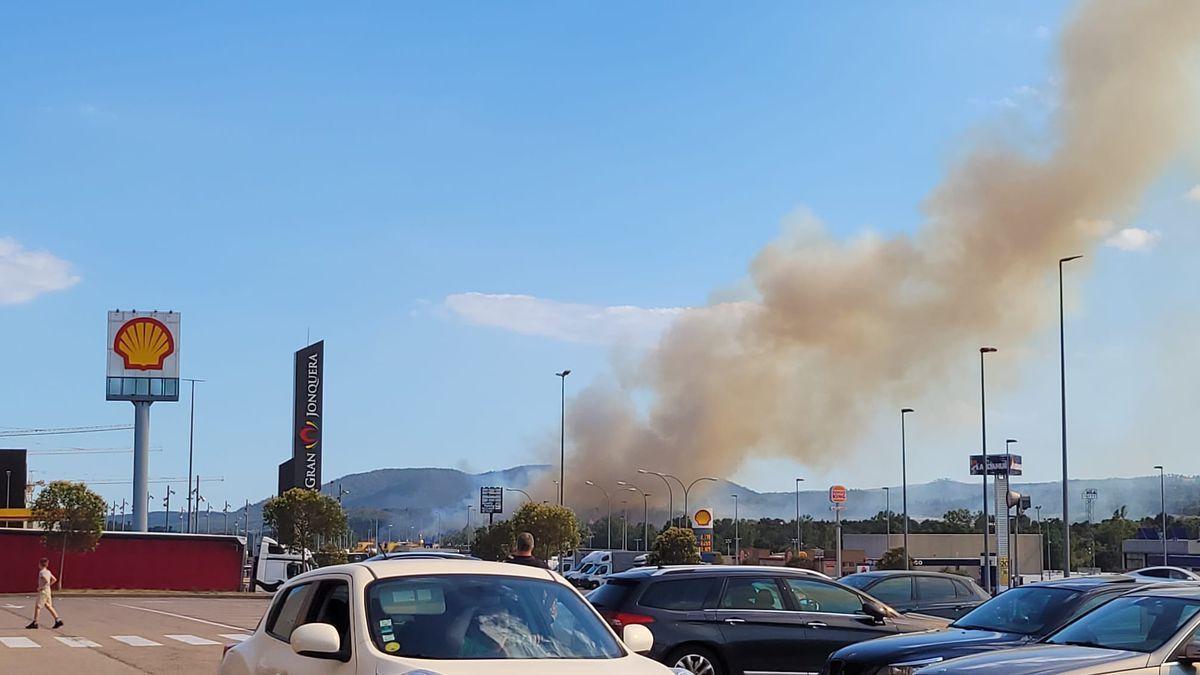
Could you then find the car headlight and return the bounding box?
[883,657,943,674]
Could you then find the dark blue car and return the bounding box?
[824,575,1150,675]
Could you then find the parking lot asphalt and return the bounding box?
[0,594,272,674]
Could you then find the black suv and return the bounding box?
[825,575,1153,675]
[587,565,948,675]
[839,571,990,619]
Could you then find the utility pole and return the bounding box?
[979,346,997,594]
[556,370,571,506]
[163,485,175,532]
[1059,255,1082,578]
[732,493,740,565]
[795,477,805,555]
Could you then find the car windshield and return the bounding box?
[1046,596,1200,654]
[366,574,624,660]
[951,587,1080,635]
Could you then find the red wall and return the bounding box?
[0,529,245,593]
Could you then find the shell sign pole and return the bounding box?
[693,507,715,554]
[106,310,181,532]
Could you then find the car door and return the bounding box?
[255,576,358,675]
[714,576,810,674]
[783,577,898,674]
[914,575,968,619]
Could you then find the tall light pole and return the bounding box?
[795,477,805,554]
[1059,254,1082,577]
[882,486,891,544]
[4,469,10,508]
[624,486,650,551]
[901,408,914,570]
[683,477,718,527]
[980,346,997,594]
[585,481,612,550]
[556,370,571,506]
[637,470,676,527]
[621,500,628,551]
[182,378,204,533]
[1155,465,1167,566]
[732,493,740,565]
[1035,505,1044,580]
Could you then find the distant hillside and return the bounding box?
[175,465,1199,539]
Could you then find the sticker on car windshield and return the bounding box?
[385,642,400,653]
[382,633,395,643]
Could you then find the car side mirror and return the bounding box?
[623,624,654,653]
[862,600,888,621]
[290,623,343,660]
[1180,640,1200,663]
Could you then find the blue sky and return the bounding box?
[2,2,1198,512]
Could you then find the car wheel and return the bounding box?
[670,646,723,675]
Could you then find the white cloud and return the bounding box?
[444,292,688,347]
[1185,185,1200,202]
[1104,227,1161,252]
[0,238,81,304]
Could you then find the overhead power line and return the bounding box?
[28,447,163,456]
[0,425,133,438]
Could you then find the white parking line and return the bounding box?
[0,636,41,648]
[111,603,247,630]
[219,633,253,642]
[111,635,162,647]
[164,634,220,646]
[56,636,101,648]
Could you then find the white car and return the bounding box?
[1129,566,1200,582]
[219,555,687,674]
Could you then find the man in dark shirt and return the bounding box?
[506,531,550,569]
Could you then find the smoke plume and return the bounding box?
[557,0,1200,503]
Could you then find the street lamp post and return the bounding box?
[4,469,9,508]
[682,477,718,527]
[163,485,175,533]
[624,487,650,551]
[621,501,628,550]
[901,408,914,569]
[638,470,676,527]
[882,486,891,544]
[980,346,997,595]
[732,493,740,565]
[556,370,571,506]
[1155,465,1167,566]
[795,477,805,554]
[1007,437,1018,587]
[1059,254,1082,577]
[505,488,533,505]
[1035,505,1044,580]
[585,481,612,550]
[181,378,204,533]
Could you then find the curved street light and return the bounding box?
[622,485,651,552]
[683,476,719,528]
[638,469,677,527]
[585,481,612,550]
[505,487,533,505]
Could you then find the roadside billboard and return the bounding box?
[106,311,181,402]
[693,507,714,553]
[480,487,503,515]
[829,485,847,503]
[292,341,324,491]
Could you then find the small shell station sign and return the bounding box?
[106,311,181,401]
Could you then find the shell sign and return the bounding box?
[107,311,181,379]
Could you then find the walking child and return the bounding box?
[26,558,63,629]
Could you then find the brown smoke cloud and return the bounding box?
[557,0,1200,504]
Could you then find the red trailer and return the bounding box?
[0,529,247,593]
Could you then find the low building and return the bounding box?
[1122,537,1200,570]
[844,533,1044,584]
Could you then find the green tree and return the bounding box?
[32,481,107,588]
[942,509,975,532]
[471,520,516,561]
[510,502,580,559]
[262,488,348,564]
[876,546,911,570]
[649,527,701,565]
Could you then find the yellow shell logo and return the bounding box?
[114,317,175,371]
[694,509,712,527]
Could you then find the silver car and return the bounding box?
[916,585,1200,675]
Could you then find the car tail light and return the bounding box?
[610,612,655,628]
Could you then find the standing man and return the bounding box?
[26,558,63,629]
[506,532,550,569]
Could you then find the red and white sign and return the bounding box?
[829,485,847,503]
